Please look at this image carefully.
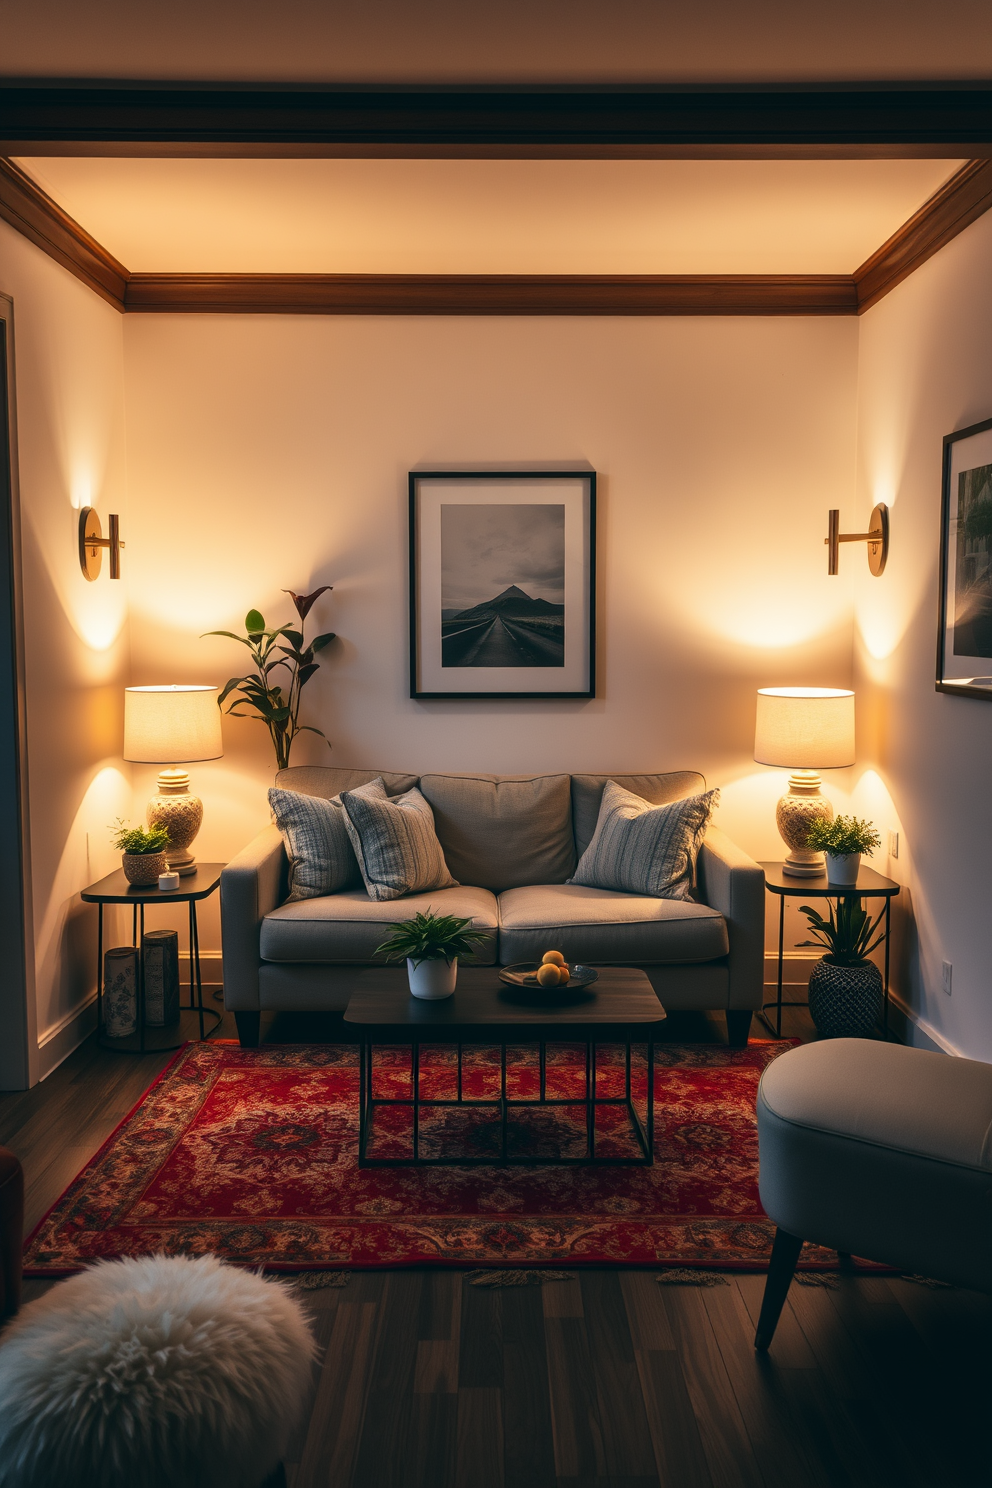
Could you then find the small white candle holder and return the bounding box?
[158,870,181,892]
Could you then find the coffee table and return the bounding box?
[344,966,666,1167]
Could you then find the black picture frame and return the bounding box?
[937,415,992,701]
[409,470,596,699]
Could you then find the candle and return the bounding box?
[158,870,181,891]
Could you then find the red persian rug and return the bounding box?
[23,1037,838,1276]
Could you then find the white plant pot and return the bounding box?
[825,852,861,887]
[407,957,457,1000]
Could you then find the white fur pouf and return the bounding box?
[0,1253,317,1488]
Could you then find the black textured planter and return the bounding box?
[807,957,883,1038]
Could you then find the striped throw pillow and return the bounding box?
[340,780,459,902]
[268,786,365,900]
[569,780,719,900]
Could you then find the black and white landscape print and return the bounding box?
[440,503,565,667]
[954,462,992,657]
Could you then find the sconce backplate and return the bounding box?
[867,502,888,576]
[78,506,103,581]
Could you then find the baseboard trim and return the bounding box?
[38,993,98,1079]
[885,990,963,1056]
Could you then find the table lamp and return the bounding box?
[124,685,223,877]
[754,687,855,876]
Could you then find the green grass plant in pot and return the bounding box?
[374,910,491,1000]
[804,814,882,886]
[110,819,171,887]
[797,895,887,1037]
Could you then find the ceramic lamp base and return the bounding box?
[147,768,203,877]
[776,771,833,877]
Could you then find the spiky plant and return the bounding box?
[374,910,491,967]
[110,819,171,855]
[797,896,886,967]
[804,815,881,856]
[204,587,336,771]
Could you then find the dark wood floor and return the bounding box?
[2,1005,989,1488]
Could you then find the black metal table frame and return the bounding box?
[761,876,897,1041]
[358,1033,655,1167]
[94,896,220,1053]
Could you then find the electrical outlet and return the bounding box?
[888,830,900,859]
[941,961,953,996]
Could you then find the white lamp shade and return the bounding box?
[754,687,855,769]
[124,685,223,764]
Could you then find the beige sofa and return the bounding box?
[221,766,765,1047]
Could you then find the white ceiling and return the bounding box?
[3,0,992,82]
[16,157,963,274]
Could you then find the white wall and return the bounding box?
[123,313,859,954]
[0,220,131,1083]
[854,208,992,1061]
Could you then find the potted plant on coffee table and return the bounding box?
[797,894,887,1037]
[110,819,171,886]
[803,814,882,886]
[374,910,491,1000]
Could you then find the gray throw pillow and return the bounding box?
[340,779,459,902]
[569,779,719,900]
[268,785,365,900]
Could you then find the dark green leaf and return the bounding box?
[245,608,265,634]
[297,664,319,686]
[217,676,248,706]
[309,631,337,652]
[202,630,254,648]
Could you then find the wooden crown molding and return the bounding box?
[1,154,989,319]
[854,157,992,310]
[123,274,857,315]
[0,158,126,309]
[1,82,992,158]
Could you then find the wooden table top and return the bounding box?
[80,863,225,904]
[344,965,666,1037]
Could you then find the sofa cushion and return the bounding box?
[571,771,706,859]
[274,765,420,799]
[570,781,719,901]
[341,780,458,901]
[267,786,363,899]
[497,883,728,965]
[418,773,575,891]
[260,886,499,964]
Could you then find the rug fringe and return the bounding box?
[900,1274,954,1289]
[794,1271,840,1288]
[655,1269,729,1286]
[287,1270,352,1290]
[464,1269,574,1288]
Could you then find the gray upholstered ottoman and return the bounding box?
[753,1039,992,1348]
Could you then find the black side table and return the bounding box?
[81,863,225,1053]
[760,863,901,1040]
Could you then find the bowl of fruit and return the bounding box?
[498,950,598,996]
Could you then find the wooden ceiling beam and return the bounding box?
[1,82,992,158]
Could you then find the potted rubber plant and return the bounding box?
[110,819,171,886]
[374,910,490,1000]
[803,814,882,886]
[797,894,887,1037]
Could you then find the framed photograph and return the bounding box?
[409,470,596,699]
[937,416,992,700]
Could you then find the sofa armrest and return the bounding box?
[697,827,765,1011]
[221,825,288,1011]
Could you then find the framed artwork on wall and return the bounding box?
[409,470,596,699]
[937,416,992,700]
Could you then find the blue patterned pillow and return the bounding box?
[268,785,365,900]
[569,780,719,899]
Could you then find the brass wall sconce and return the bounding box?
[78,507,125,580]
[825,504,888,576]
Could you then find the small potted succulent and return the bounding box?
[797,895,886,1037]
[803,814,881,886]
[110,819,171,887]
[374,909,490,1000]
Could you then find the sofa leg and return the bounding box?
[235,1012,261,1049]
[726,1010,753,1047]
[754,1227,804,1350]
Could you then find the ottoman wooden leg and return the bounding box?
[754,1227,803,1350]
